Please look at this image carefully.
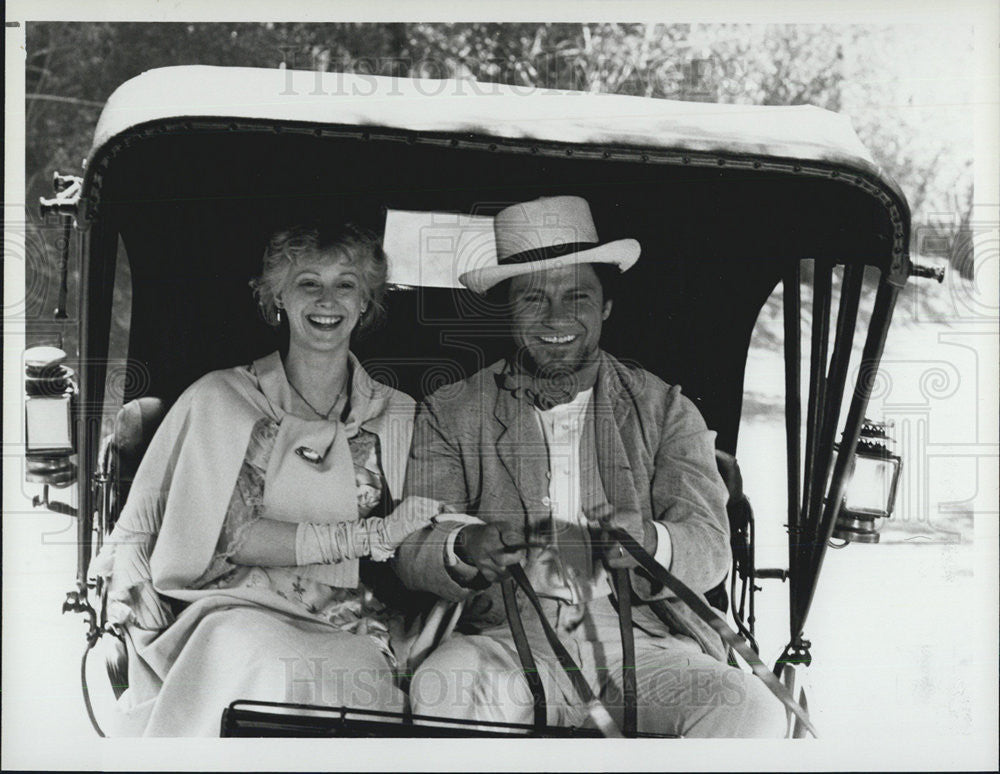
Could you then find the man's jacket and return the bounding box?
[396,351,731,661]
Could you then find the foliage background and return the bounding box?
[22,22,975,354]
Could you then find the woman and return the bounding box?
[92,224,438,736]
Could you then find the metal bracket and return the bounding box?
[39,172,83,322]
[39,172,83,218]
[908,262,946,283]
[775,637,813,673]
[32,484,78,517]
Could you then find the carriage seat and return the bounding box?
[708,450,753,613]
[99,396,166,521]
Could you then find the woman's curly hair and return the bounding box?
[250,223,388,334]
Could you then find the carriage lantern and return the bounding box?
[832,419,902,544]
[23,345,78,515]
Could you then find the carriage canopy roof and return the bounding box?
[89,65,884,181]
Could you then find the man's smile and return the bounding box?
[537,333,579,344]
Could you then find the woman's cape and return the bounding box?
[90,354,422,734]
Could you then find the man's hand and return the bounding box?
[602,520,658,569]
[453,523,527,583]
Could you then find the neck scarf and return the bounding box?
[497,352,601,410]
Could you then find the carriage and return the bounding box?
[25,64,943,737]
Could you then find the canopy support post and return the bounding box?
[801,261,832,537]
[811,264,864,556]
[73,222,115,608]
[782,264,804,643]
[794,278,900,633]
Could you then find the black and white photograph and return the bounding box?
[3,1,997,770]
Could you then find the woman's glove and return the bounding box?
[90,529,175,631]
[367,495,443,560]
[295,496,443,565]
[106,580,175,630]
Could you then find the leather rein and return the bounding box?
[500,527,818,738]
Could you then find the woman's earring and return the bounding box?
[276,307,283,324]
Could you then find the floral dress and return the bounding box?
[192,416,399,666]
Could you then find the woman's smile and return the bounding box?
[305,313,345,331]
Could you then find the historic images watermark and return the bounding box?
[911,217,998,324]
[281,657,748,718]
[4,211,74,327]
[274,48,745,101]
[865,216,999,541]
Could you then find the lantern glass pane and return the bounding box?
[25,395,73,453]
[844,456,895,516]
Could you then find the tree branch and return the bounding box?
[26,94,106,108]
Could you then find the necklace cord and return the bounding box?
[287,377,346,420]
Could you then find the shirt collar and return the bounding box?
[534,387,593,417]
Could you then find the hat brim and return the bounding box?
[458,239,640,294]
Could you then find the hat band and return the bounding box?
[498,241,598,266]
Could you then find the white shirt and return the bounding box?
[446,389,673,601]
[532,388,602,602]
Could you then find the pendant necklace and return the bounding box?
[288,377,347,465]
[288,377,345,421]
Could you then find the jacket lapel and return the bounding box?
[492,373,550,529]
[593,353,645,537]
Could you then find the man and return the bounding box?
[396,196,784,737]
